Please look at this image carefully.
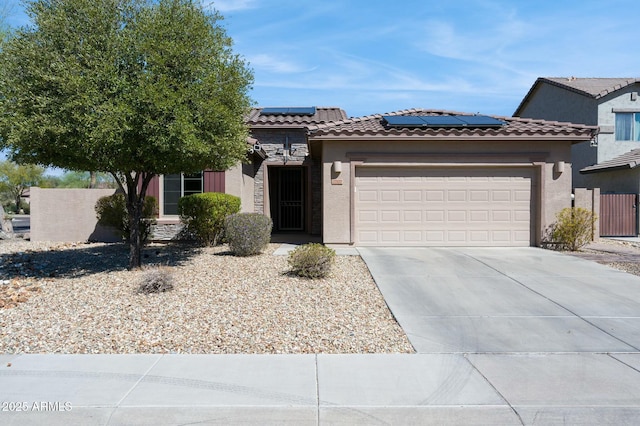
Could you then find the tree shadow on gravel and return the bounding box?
[0,242,203,280]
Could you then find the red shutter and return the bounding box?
[146,176,160,199]
[204,170,225,193]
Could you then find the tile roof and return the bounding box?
[514,77,640,116]
[307,108,598,141]
[246,107,348,127]
[580,148,640,174]
[540,77,640,99]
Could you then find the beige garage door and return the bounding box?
[355,167,533,246]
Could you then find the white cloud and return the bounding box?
[248,53,315,74]
[202,0,258,13]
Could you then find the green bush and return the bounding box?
[224,213,272,256]
[95,193,158,244]
[2,200,29,214]
[288,243,336,278]
[551,207,597,251]
[178,192,240,246]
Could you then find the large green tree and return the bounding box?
[0,160,45,213]
[0,0,253,268]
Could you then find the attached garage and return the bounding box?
[355,167,534,246]
[306,109,599,248]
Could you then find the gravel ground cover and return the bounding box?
[0,240,413,354]
[576,239,640,276]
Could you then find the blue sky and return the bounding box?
[4,0,640,119]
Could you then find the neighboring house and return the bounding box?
[514,77,640,192]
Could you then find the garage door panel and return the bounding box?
[470,190,490,201]
[403,190,422,201]
[358,210,378,222]
[448,191,466,201]
[358,190,377,201]
[426,190,445,201]
[355,167,533,247]
[381,210,400,222]
[381,190,400,202]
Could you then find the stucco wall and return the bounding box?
[516,83,599,187]
[580,168,640,194]
[574,187,600,240]
[30,187,120,242]
[319,139,574,246]
[517,83,598,125]
[225,162,255,213]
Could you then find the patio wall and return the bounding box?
[574,187,600,241]
[30,187,120,242]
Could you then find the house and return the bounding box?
[150,106,597,246]
[30,106,597,245]
[514,77,640,192]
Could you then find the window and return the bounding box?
[615,112,640,141]
[163,172,203,215]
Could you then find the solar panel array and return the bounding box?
[382,115,506,128]
[260,107,317,116]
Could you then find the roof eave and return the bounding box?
[249,124,311,130]
[308,134,596,142]
[580,161,640,174]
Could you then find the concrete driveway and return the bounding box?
[358,247,640,353]
[356,247,640,424]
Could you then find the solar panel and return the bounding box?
[421,116,466,126]
[260,107,316,116]
[382,115,506,128]
[457,115,506,127]
[382,116,427,126]
[288,107,316,115]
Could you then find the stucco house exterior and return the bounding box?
[31,106,597,245]
[514,77,640,193]
[149,106,597,247]
[305,109,596,247]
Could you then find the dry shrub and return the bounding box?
[138,265,174,294]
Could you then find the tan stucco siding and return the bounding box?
[30,187,120,242]
[225,162,255,213]
[320,139,573,246]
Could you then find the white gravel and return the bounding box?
[0,240,413,354]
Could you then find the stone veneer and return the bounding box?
[151,222,185,241]
[251,128,322,235]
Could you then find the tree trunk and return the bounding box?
[118,172,154,270]
[89,171,97,189]
[128,196,143,269]
[15,193,21,214]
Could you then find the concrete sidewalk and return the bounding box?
[4,353,640,425]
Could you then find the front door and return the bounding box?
[270,167,305,231]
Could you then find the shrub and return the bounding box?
[550,207,597,251]
[138,265,174,294]
[225,213,272,256]
[95,193,157,244]
[288,243,336,278]
[178,192,240,246]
